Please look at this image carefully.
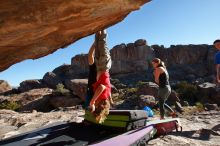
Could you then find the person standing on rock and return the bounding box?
[151,58,176,119]
[214,39,220,83]
[88,29,113,123]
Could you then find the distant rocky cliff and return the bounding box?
[72,39,153,75]
[153,44,215,81]
[70,39,215,82]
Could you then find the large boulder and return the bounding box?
[0,80,12,94]
[137,82,158,97]
[18,79,46,92]
[138,95,156,108]
[53,64,87,80]
[197,82,220,105]
[137,82,183,111]
[204,103,219,111]
[65,79,88,101]
[43,72,62,89]
[168,90,181,104]
[0,0,151,71]
[49,96,82,108]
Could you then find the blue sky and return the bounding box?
[1,0,220,86]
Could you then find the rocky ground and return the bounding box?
[0,107,84,140]
[0,107,219,146]
[149,109,220,146]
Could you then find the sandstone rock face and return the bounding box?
[110,43,154,74]
[43,72,62,89]
[0,80,12,94]
[49,96,82,108]
[53,64,87,79]
[70,41,213,81]
[0,0,151,71]
[137,82,158,97]
[18,79,46,92]
[71,40,155,76]
[65,79,88,101]
[207,47,216,74]
[134,39,147,46]
[153,45,209,66]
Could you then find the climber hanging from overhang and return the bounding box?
[85,29,113,123]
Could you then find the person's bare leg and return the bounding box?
[88,42,95,65]
[109,96,114,105]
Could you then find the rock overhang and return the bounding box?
[0,0,151,72]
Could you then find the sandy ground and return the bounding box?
[0,108,219,145]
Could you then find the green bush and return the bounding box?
[53,83,70,96]
[176,81,198,104]
[136,81,147,87]
[126,88,138,94]
[195,102,203,108]
[195,102,204,111]
[113,95,123,102]
[0,101,21,110]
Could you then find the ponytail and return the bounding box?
[160,61,166,68]
[152,58,166,68]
